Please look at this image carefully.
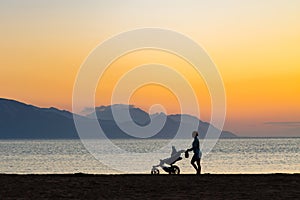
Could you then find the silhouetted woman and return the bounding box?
[186,131,201,174]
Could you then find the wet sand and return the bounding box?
[0,174,299,199]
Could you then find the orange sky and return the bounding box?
[0,1,299,136]
[95,50,211,119]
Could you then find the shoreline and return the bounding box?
[0,174,299,199]
[1,172,299,175]
[0,137,299,140]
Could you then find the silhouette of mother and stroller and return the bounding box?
[151,131,202,174]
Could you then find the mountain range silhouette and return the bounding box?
[0,98,236,139]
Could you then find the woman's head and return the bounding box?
[192,131,198,138]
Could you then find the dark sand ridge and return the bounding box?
[0,174,299,199]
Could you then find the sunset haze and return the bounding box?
[1,0,299,136]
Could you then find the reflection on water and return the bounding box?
[0,138,299,174]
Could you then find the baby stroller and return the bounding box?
[151,146,185,174]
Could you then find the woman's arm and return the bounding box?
[186,147,193,152]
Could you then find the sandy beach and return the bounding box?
[0,174,299,199]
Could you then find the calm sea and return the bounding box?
[0,138,299,174]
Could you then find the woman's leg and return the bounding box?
[191,154,198,173]
[196,159,201,174]
[191,160,198,171]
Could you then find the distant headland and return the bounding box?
[0,98,237,139]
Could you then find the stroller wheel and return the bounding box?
[151,169,159,175]
[170,165,180,174]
